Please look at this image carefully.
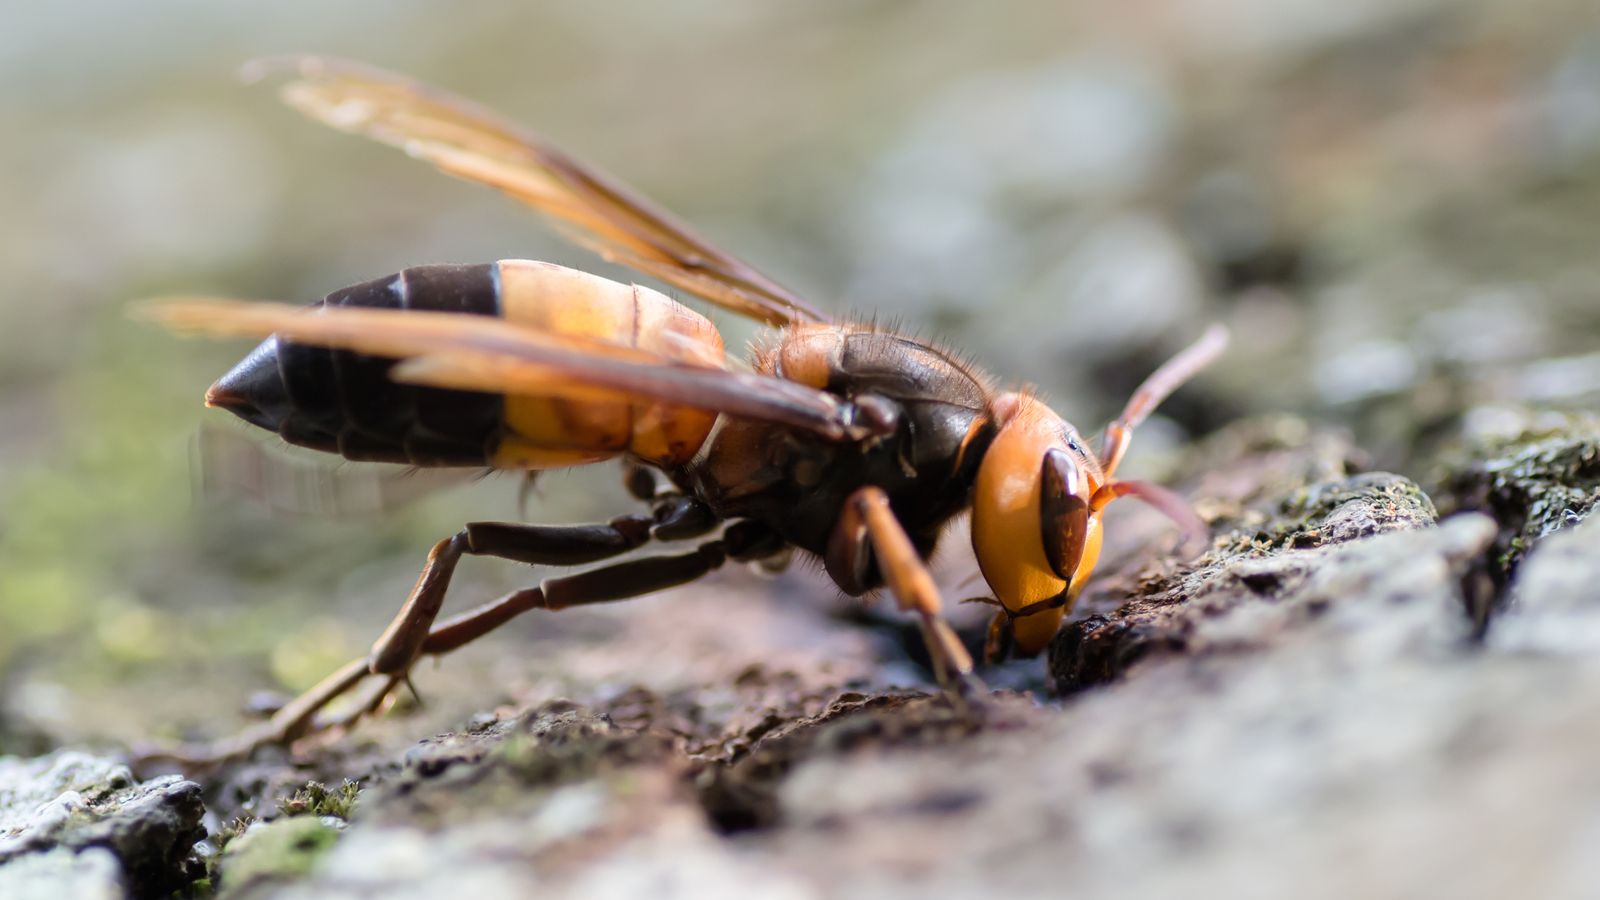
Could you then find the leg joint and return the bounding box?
[650,495,718,540]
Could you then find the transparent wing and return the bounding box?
[195,422,484,517]
[246,55,830,327]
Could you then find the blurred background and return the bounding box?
[2,0,1598,750]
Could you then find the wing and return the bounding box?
[243,55,830,328]
[144,298,871,441]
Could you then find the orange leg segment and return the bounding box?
[840,486,982,697]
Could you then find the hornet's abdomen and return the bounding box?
[206,260,724,469]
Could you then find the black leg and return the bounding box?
[367,515,655,675]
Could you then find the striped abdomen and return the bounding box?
[205,260,725,469]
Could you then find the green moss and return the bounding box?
[214,815,256,853]
[277,780,362,820]
[217,817,341,893]
[204,789,352,894]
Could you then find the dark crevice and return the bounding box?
[1434,417,1600,631]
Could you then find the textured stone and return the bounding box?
[0,750,204,897]
[0,846,123,900]
[1053,419,1446,692]
[1442,413,1600,574]
[1490,515,1600,655]
[14,415,1600,900]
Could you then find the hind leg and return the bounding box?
[143,514,681,767]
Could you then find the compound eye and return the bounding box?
[1040,447,1090,581]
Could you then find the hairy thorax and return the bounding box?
[684,324,998,585]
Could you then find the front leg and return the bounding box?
[827,486,983,698]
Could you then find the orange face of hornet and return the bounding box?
[141,55,1227,766]
[972,393,1107,657]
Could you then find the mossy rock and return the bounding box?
[1440,414,1600,576]
[217,816,341,896]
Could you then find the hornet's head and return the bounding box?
[967,325,1227,661]
[970,392,1106,659]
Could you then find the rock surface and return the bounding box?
[0,846,124,900]
[0,751,205,898]
[6,415,1600,899]
[1441,413,1600,577]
